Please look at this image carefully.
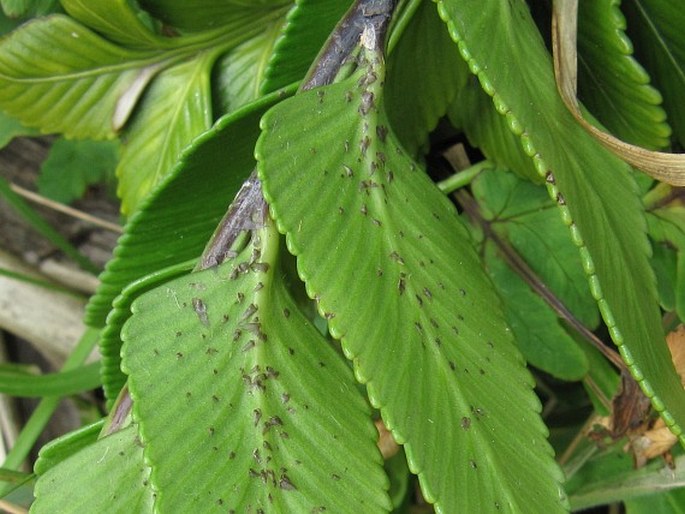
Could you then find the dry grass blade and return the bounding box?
[8,183,122,234]
[552,0,685,185]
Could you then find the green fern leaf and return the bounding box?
[257,46,567,513]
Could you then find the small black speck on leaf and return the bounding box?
[376,125,388,142]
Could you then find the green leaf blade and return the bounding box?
[257,68,567,512]
[32,426,153,514]
[437,0,685,440]
[122,222,390,512]
[0,15,159,139]
[115,54,213,214]
[84,87,292,327]
[623,0,685,148]
[61,0,166,48]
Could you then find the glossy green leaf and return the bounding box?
[139,0,290,33]
[0,15,161,139]
[261,0,352,93]
[437,0,685,440]
[485,244,588,380]
[212,20,283,115]
[122,219,390,513]
[623,0,685,148]
[85,86,293,327]
[384,0,467,154]
[32,426,153,514]
[61,0,166,48]
[100,259,193,405]
[37,138,119,204]
[0,4,282,146]
[577,0,670,150]
[33,420,103,475]
[257,58,567,513]
[115,54,213,214]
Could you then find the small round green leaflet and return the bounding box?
[121,217,390,512]
[256,38,568,513]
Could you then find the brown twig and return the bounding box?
[9,182,122,234]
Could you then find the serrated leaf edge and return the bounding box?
[435,0,683,441]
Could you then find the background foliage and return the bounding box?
[1,0,685,512]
